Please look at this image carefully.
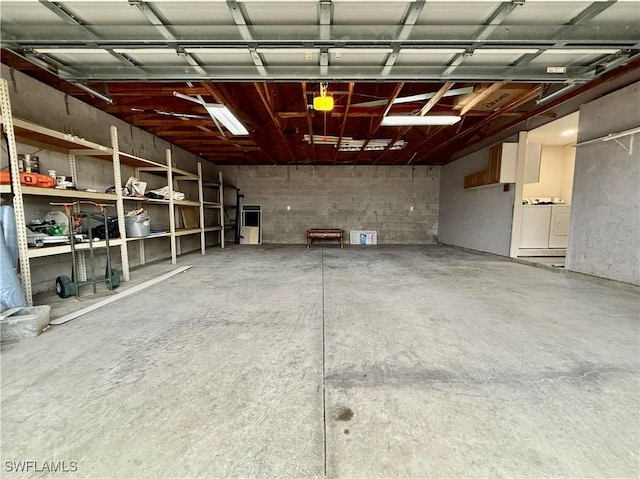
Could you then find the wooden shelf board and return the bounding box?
[118,152,165,169]
[174,200,200,207]
[13,118,110,154]
[27,238,124,258]
[175,228,202,237]
[125,232,172,241]
[202,182,221,187]
[123,196,171,205]
[204,226,223,232]
[21,186,118,202]
[0,185,12,194]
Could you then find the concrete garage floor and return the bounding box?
[1,245,639,478]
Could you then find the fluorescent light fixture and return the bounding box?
[203,104,249,136]
[547,66,567,73]
[561,129,576,137]
[381,116,461,126]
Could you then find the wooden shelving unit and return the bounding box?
[0,78,223,305]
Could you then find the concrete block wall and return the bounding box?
[218,165,440,244]
[566,81,640,285]
[1,68,218,293]
[437,143,517,256]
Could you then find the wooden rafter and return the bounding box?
[332,82,355,165]
[253,82,297,163]
[423,85,543,162]
[419,82,455,116]
[353,83,405,163]
[457,82,505,115]
[373,83,454,164]
[390,125,449,165]
[301,82,315,164]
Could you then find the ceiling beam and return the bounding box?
[301,82,316,164]
[443,0,524,76]
[457,82,504,115]
[382,0,426,76]
[131,0,207,76]
[253,82,297,163]
[373,82,454,165]
[419,82,455,116]
[332,82,354,165]
[353,83,404,163]
[421,85,543,162]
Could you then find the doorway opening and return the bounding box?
[518,111,579,268]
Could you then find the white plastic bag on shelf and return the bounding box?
[125,176,147,196]
[147,186,185,201]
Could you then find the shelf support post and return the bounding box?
[111,125,131,281]
[0,79,32,305]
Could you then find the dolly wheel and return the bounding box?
[55,276,75,298]
[107,269,121,289]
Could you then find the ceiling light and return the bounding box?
[203,104,249,136]
[313,82,334,112]
[381,116,461,126]
[561,129,576,137]
[546,66,567,74]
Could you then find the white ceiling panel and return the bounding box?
[258,49,320,66]
[330,49,392,65]
[506,2,593,25]
[394,49,461,66]
[587,2,640,25]
[416,2,497,25]
[0,3,68,24]
[41,51,122,66]
[530,51,616,68]
[333,3,409,25]
[461,50,530,66]
[61,2,152,25]
[115,50,192,66]
[242,2,317,25]
[186,49,255,66]
[153,2,235,25]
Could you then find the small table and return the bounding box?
[307,228,344,248]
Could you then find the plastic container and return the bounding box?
[1,306,50,342]
[124,214,150,237]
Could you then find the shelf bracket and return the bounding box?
[609,135,634,156]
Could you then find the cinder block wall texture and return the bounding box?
[219,165,440,244]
